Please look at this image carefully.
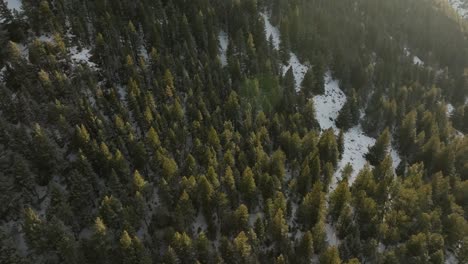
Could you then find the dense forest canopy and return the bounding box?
[0,0,467,263]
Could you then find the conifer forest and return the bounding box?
[0,0,467,263]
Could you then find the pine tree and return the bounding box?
[171,232,194,263]
[163,69,175,99]
[296,231,314,263]
[240,167,257,206]
[276,254,287,264]
[31,123,60,185]
[120,230,136,264]
[271,208,288,242]
[234,204,250,232]
[163,246,179,264]
[175,191,195,231]
[297,182,325,229]
[89,217,110,264]
[329,179,351,222]
[319,246,342,264]
[301,69,316,98]
[282,67,296,113]
[23,207,45,252]
[313,60,325,95]
[233,231,252,261]
[198,176,214,214]
[133,170,148,194]
[336,91,359,131]
[68,169,94,226]
[366,128,391,166]
[318,129,339,167]
[312,220,327,253]
[337,130,345,158]
[399,111,417,155]
[195,232,212,263]
[99,196,124,230]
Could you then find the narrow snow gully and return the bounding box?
[314,73,401,190]
[218,31,228,67]
[261,12,309,91]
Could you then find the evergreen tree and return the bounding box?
[297,182,325,229]
[366,128,391,166]
[329,179,351,222]
[320,246,342,264]
[318,129,339,167]
[296,231,314,263]
[336,91,359,131]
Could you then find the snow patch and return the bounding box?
[282,53,309,91]
[312,73,401,190]
[218,31,228,67]
[313,73,346,130]
[193,212,208,234]
[448,0,468,19]
[139,46,149,61]
[69,47,96,68]
[5,0,22,11]
[334,125,375,187]
[325,223,339,246]
[261,12,309,92]
[404,47,424,66]
[445,251,459,264]
[261,12,281,50]
[38,35,54,43]
[413,56,424,66]
[0,66,6,82]
[447,103,455,116]
[248,213,263,226]
[390,148,401,170]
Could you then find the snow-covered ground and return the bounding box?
[404,48,424,66]
[335,126,375,182]
[193,212,208,234]
[413,56,424,66]
[260,12,401,189]
[282,53,309,91]
[261,12,281,50]
[258,11,403,248]
[447,103,455,116]
[261,12,309,91]
[218,31,228,67]
[5,0,22,11]
[313,73,346,130]
[69,47,96,68]
[313,73,400,189]
[445,251,459,264]
[37,35,54,43]
[448,0,468,19]
[325,223,339,246]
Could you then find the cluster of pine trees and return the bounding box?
[0,0,467,263]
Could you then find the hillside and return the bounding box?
[0,0,467,263]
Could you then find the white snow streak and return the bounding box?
[413,56,424,66]
[283,53,309,91]
[218,31,228,67]
[447,103,455,116]
[448,0,468,19]
[312,73,401,189]
[261,12,281,50]
[193,212,208,233]
[69,47,96,68]
[313,73,346,130]
[5,0,22,11]
[261,12,309,91]
[334,126,376,186]
[404,47,424,66]
[325,223,339,246]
